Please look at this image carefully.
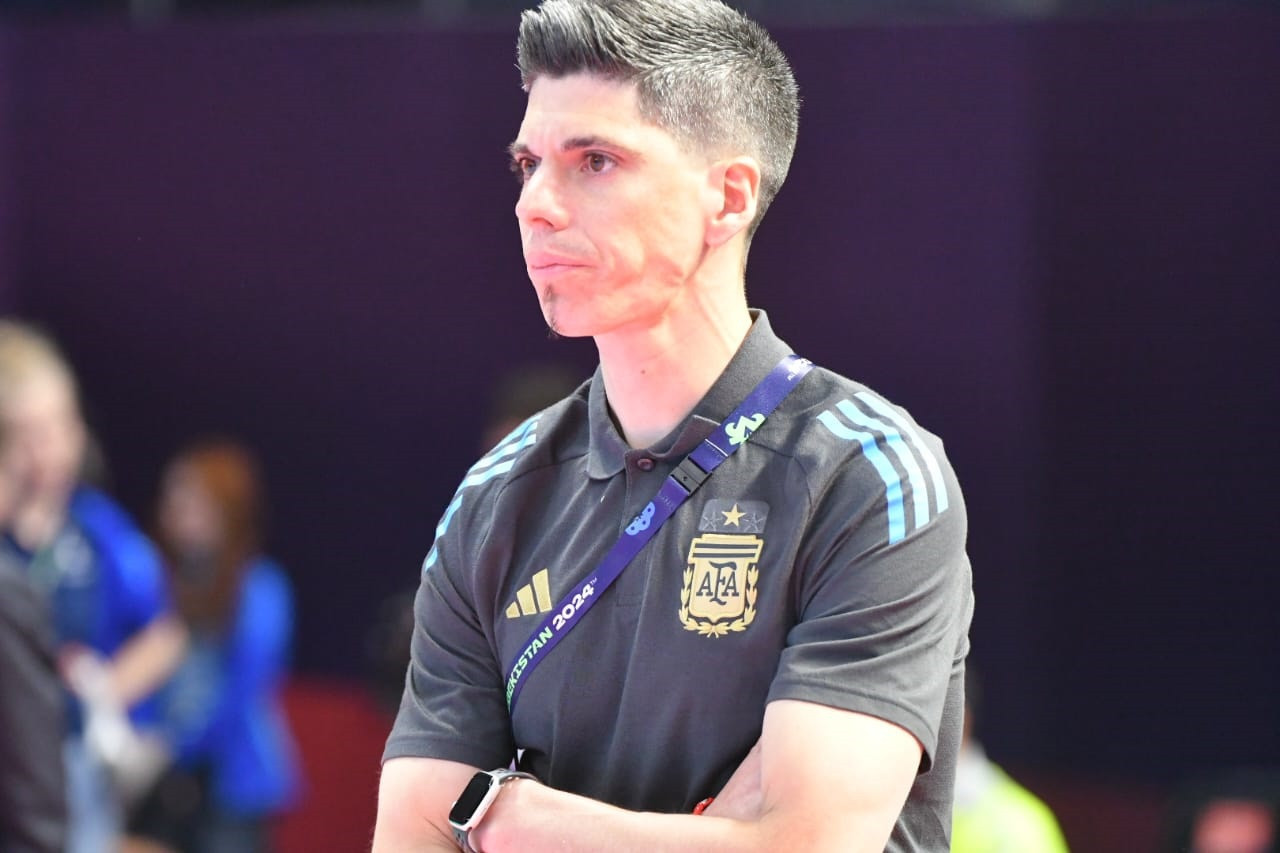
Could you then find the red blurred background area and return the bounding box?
[276,681,391,852]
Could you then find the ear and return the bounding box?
[705,156,761,248]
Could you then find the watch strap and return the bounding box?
[452,769,536,852]
[452,824,475,853]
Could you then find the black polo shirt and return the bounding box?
[386,311,973,850]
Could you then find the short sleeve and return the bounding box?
[768,434,973,770]
[112,527,169,631]
[228,561,294,694]
[72,488,170,636]
[382,495,516,772]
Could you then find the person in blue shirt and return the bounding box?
[129,439,300,853]
[0,319,184,853]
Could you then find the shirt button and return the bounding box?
[636,457,655,472]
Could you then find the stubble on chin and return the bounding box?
[539,287,562,340]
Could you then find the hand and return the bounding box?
[704,741,763,821]
[59,644,114,704]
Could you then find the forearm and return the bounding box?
[372,789,463,853]
[373,757,484,853]
[371,820,459,853]
[474,780,779,853]
[108,615,188,706]
[475,702,915,853]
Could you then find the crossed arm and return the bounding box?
[372,697,922,853]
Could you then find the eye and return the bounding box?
[510,156,538,183]
[583,152,615,174]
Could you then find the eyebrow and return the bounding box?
[507,135,640,161]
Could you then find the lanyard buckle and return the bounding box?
[671,457,710,495]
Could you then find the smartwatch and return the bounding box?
[448,768,536,852]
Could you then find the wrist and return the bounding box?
[468,776,532,852]
[448,769,536,853]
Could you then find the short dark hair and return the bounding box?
[517,0,800,238]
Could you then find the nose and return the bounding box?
[515,166,569,231]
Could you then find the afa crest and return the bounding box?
[679,533,764,638]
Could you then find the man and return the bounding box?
[375,1,973,850]
[0,319,185,853]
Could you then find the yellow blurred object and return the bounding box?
[952,743,1069,853]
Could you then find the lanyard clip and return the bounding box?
[671,456,710,495]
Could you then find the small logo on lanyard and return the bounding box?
[625,502,656,535]
[725,413,765,446]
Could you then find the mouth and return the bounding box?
[529,262,583,275]
[525,251,588,273]
[526,260,590,282]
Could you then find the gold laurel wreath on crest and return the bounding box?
[679,568,759,637]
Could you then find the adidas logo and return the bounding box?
[505,569,553,618]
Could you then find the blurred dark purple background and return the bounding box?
[1,9,1276,797]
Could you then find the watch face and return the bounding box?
[449,773,494,825]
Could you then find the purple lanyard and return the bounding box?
[504,353,814,712]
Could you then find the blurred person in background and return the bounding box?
[951,668,1068,852]
[1162,770,1280,853]
[1188,800,1277,853]
[126,439,300,853]
[477,362,584,451]
[0,318,184,853]
[0,431,67,853]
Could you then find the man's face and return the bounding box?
[0,371,86,504]
[512,73,715,338]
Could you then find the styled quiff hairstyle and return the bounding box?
[517,0,800,238]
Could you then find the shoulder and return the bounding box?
[69,486,141,538]
[69,487,163,576]
[242,556,293,601]
[761,367,962,543]
[477,391,585,486]
[781,366,950,463]
[235,556,294,632]
[422,387,588,572]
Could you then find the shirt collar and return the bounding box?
[586,309,792,480]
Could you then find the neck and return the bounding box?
[596,288,751,449]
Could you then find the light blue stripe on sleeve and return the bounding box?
[854,392,949,514]
[423,416,540,573]
[462,435,536,488]
[835,399,931,531]
[422,491,465,572]
[817,410,907,544]
[470,416,538,475]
